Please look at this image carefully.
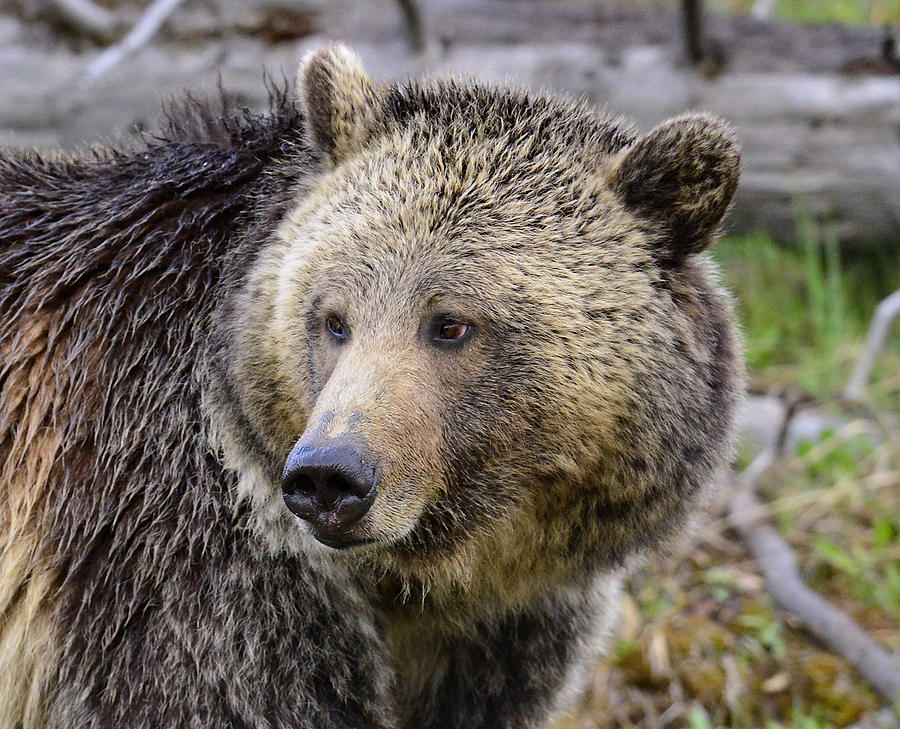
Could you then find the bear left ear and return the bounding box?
[608,114,740,260]
[297,43,382,167]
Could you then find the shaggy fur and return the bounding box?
[0,44,743,728]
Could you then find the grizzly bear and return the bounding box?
[0,43,742,728]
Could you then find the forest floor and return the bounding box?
[565,229,900,728]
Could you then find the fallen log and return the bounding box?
[0,0,897,247]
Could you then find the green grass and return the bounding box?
[651,0,900,25]
[786,434,900,620]
[570,422,897,728]
[560,225,899,729]
[766,0,899,25]
[710,229,900,404]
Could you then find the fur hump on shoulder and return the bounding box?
[157,78,303,153]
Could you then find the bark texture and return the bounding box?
[0,0,897,246]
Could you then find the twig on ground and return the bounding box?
[734,393,802,490]
[845,708,900,729]
[729,489,900,701]
[48,0,118,40]
[844,289,900,402]
[80,0,187,87]
[727,398,900,703]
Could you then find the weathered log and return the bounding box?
[846,710,900,729]
[0,0,897,247]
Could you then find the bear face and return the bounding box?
[227,45,742,605]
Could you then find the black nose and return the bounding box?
[281,438,379,540]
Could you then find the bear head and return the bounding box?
[226,44,742,604]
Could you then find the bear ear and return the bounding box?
[608,114,740,260]
[296,43,382,166]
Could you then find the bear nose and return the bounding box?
[280,439,378,543]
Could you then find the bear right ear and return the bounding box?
[608,114,740,261]
[297,43,382,167]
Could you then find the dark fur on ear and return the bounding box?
[609,113,740,259]
[297,43,382,166]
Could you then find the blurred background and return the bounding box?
[0,1,897,726]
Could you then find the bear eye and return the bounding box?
[434,320,470,343]
[325,315,349,341]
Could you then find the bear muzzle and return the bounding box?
[281,437,380,549]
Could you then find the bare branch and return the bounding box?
[727,402,900,703]
[730,490,900,701]
[844,289,900,402]
[396,0,426,54]
[80,0,187,88]
[731,392,808,492]
[681,0,705,64]
[845,709,900,729]
[47,0,118,40]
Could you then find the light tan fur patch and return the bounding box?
[0,313,64,728]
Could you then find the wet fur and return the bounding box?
[0,94,393,728]
[1,47,743,728]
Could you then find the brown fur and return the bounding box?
[0,93,394,729]
[220,45,743,727]
[1,44,743,728]
[0,310,64,727]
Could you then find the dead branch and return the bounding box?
[734,393,805,489]
[727,400,900,703]
[730,490,900,701]
[846,709,900,729]
[681,0,705,64]
[47,0,118,40]
[80,0,187,87]
[396,0,426,54]
[844,289,900,402]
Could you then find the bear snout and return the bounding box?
[281,438,380,548]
